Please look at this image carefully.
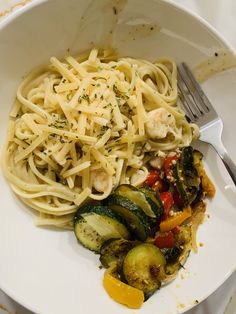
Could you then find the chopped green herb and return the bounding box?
[60,137,66,143]
[113,84,129,100]
[81,94,89,102]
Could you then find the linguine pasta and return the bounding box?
[2,48,199,228]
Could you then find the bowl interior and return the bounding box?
[0,1,236,314]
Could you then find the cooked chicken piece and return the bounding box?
[91,169,110,192]
[146,108,175,139]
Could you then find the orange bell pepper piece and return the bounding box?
[160,207,192,232]
[103,265,144,309]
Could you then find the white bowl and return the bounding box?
[0,1,236,314]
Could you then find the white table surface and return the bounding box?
[0,0,236,313]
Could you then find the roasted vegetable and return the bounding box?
[140,186,163,221]
[159,207,192,232]
[145,169,160,187]
[74,205,130,252]
[181,146,198,182]
[105,194,150,241]
[100,238,139,268]
[160,191,174,220]
[155,231,175,249]
[193,150,216,197]
[122,243,166,298]
[171,147,200,206]
[103,264,144,309]
[115,184,157,218]
[161,246,182,264]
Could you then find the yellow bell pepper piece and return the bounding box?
[160,207,192,232]
[193,153,216,197]
[103,266,144,309]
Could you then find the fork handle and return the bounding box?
[211,141,236,185]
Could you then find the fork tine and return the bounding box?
[177,71,197,122]
[181,62,212,113]
[178,64,204,118]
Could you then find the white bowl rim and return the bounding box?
[0,0,236,54]
[0,1,236,313]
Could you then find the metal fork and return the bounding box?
[177,62,236,185]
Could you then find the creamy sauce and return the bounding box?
[193,50,236,83]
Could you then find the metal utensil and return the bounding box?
[177,62,236,185]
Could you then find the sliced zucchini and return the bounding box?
[105,194,150,241]
[74,205,130,252]
[140,187,163,221]
[115,184,157,218]
[172,162,189,206]
[100,238,139,268]
[161,246,182,264]
[164,249,190,276]
[164,225,191,275]
[172,147,200,206]
[181,147,198,181]
[123,243,166,298]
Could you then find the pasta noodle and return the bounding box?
[2,48,199,228]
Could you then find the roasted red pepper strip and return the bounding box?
[173,188,183,209]
[164,156,178,178]
[172,226,180,234]
[160,191,174,220]
[145,169,160,187]
[155,231,174,248]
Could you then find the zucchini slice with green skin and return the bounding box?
[161,246,182,264]
[172,147,200,206]
[100,238,139,268]
[140,187,163,221]
[181,147,198,179]
[122,243,166,298]
[171,162,189,206]
[74,205,130,252]
[105,194,150,241]
[115,184,157,218]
